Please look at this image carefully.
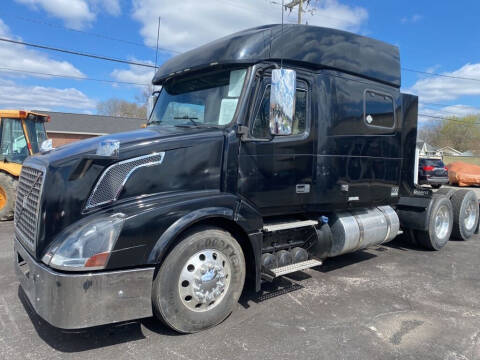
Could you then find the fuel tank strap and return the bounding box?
[377,206,392,243]
[352,213,365,252]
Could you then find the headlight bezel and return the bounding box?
[42,213,126,272]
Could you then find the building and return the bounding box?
[417,140,441,158]
[437,146,464,157]
[35,110,146,147]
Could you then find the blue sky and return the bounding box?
[0,0,478,125]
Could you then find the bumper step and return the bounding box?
[262,259,323,281]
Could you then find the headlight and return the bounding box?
[42,214,125,271]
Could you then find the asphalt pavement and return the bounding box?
[1,220,480,360]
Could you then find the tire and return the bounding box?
[435,187,455,197]
[415,195,453,250]
[451,189,479,241]
[0,172,17,221]
[431,184,442,189]
[152,226,245,333]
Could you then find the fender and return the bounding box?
[0,162,22,177]
[396,194,447,231]
[145,197,264,291]
[147,206,236,264]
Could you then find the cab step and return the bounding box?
[263,220,318,233]
[262,259,323,281]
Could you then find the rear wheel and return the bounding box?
[0,172,17,221]
[415,195,453,250]
[451,190,479,240]
[152,226,245,333]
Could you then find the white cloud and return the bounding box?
[89,0,122,16]
[14,0,121,29]
[0,78,96,111]
[401,14,422,24]
[0,19,84,79]
[407,63,480,103]
[132,0,368,52]
[110,60,155,87]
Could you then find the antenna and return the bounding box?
[154,16,161,69]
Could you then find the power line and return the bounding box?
[270,0,357,24]
[402,68,480,83]
[419,113,480,125]
[421,102,480,112]
[421,105,479,117]
[0,66,151,86]
[0,12,180,54]
[0,37,156,68]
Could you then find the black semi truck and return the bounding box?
[13,25,479,333]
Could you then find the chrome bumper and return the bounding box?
[14,238,155,329]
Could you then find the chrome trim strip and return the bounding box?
[85,152,165,210]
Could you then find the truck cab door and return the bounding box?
[238,74,314,215]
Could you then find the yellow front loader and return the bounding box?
[0,110,49,220]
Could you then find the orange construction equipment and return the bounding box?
[0,110,49,220]
[447,162,480,187]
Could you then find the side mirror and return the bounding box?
[269,68,296,136]
[40,139,53,153]
[147,92,160,120]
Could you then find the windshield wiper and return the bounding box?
[148,120,162,125]
[174,115,199,126]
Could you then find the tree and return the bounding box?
[430,115,480,152]
[418,123,441,145]
[96,85,154,119]
[97,98,147,119]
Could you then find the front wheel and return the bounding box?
[152,226,245,333]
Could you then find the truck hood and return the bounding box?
[23,125,226,259]
[34,125,222,166]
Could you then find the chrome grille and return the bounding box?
[86,152,165,209]
[14,166,45,251]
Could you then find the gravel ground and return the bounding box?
[1,219,480,360]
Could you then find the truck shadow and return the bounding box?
[238,249,379,309]
[382,234,432,251]
[18,286,178,352]
[317,250,377,272]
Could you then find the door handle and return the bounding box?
[296,184,310,194]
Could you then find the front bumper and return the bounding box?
[14,238,155,329]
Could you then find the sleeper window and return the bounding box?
[364,90,395,128]
[251,86,307,139]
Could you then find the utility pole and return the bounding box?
[285,0,303,24]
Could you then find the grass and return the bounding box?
[443,156,480,166]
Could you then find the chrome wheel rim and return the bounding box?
[435,205,450,239]
[464,200,478,231]
[179,249,231,312]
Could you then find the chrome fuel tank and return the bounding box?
[328,206,399,257]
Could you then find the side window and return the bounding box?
[364,90,395,128]
[251,85,307,139]
[0,118,28,160]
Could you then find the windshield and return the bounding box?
[148,68,247,127]
[0,118,29,162]
[24,118,48,153]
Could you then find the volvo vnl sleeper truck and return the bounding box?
[14,25,479,333]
